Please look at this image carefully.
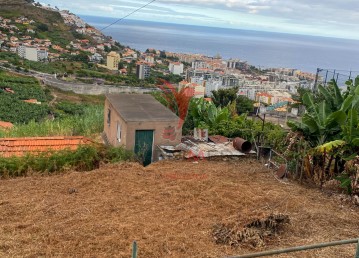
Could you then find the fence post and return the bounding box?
[132,241,138,258]
[313,68,320,91]
[324,70,328,84]
[355,239,359,258]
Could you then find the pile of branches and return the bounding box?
[212,213,290,248]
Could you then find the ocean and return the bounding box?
[81,15,359,74]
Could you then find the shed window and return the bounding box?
[117,122,121,142]
[107,108,111,126]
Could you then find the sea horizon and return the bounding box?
[81,15,359,74]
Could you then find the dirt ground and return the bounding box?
[0,159,358,258]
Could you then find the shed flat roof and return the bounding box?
[106,94,179,122]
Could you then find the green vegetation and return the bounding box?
[211,87,255,114]
[288,77,359,197]
[147,70,183,84]
[0,3,76,47]
[0,145,134,177]
[154,86,286,150]
[0,52,85,74]
[0,70,105,137]
[189,98,230,129]
[0,104,104,137]
[0,72,50,123]
[76,69,154,87]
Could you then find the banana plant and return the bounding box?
[288,77,359,147]
[288,76,359,187]
[190,98,230,129]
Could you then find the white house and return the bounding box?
[168,62,184,75]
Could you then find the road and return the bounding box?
[0,64,158,95]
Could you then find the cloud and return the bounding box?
[96,5,114,12]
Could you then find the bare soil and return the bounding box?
[0,159,358,257]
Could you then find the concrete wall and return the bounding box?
[25,47,38,62]
[103,98,128,147]
[44,77,157,95]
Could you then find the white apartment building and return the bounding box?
[168,62,184,75]
[17,45,48,61]
[204,79,222,97]
[227,59,240,69]
[136,64,150,79]
[192,60,209,69]
[237,87,257,100]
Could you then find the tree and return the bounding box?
[236,95,255,114]
[104,46,110,52]
[211,88,254,114]
[36,23,48,32]
[189,98,230,129]
[159,51,166,59]
[211,87,237,107]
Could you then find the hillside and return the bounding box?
[0,0,76,46]
[0,160,358,257]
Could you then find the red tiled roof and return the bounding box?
[0,121,13,129]
[0,136,93,158]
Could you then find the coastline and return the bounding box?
[81,16,359,74]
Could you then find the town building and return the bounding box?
[192,60,209,69]
[103,94,181,166]
[204,79,222,97]
[106,51,120,71]
[145,55,155,64]
[136,64,150,79]
[227,59,240,69]
[90,53,103,62]
[168,62,184,75]
[17,45,48,61]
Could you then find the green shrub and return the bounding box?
[0,105,104,138]
[0,145,134,178]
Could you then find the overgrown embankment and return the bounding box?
[0,145,134,178]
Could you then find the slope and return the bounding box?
[0,160,358,257]
[0,0,75,46]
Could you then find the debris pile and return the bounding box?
[158,135,256,160]
[212,213,290,248]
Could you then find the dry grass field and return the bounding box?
[0,159,358,257]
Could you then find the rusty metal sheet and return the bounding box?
[208,135,229,144]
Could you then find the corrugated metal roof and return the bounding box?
[106,94,179,122]
[173,140,254,158]
[0,136,93,158]
[209,135,228,144]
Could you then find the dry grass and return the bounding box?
[0,159,358,257]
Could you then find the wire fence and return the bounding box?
[314,68,359,90]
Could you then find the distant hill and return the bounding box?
[0,0,30,4]
[0,0,76,46]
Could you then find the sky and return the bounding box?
[39,0,359,40]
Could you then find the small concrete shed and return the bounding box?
[104,94,182,165]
